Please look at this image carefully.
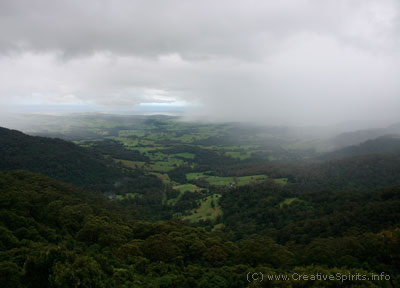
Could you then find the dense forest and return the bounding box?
[1,171,398,287]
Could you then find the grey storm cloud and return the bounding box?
[1,0,400,125]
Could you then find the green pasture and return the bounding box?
[167,184,202,205]
[274,178,288,185]
[183,194,222,222]
[173,184,201,193]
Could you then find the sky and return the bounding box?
[1,0,400,126]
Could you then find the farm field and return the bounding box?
[182,194,222,223]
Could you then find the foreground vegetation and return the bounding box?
[0,171,399,287]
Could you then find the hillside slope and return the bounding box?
[295,152,400,192]
[0,127,161,193]
[320,136,400,161]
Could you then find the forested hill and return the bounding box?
[220,180,400,243]
[283,137,400,193]
[0,127,160,193]
[319,136,400,161]
[1,170,399,287]
[294,152,400,192]
[328,123,400,149]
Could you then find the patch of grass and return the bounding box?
[206,176,234,186]
[148,164,174,172]
[151,159,185,172]
[173,184,201,193]
[183,194,222,222]
[167,184,202,205]
[234,175,268,186]
[147,152,169,161]
[186,172,207,181]
[274,178,288,185]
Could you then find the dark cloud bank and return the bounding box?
[1,0,400,126]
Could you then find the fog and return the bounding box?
[1,0,400,127]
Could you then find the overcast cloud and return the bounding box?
[1,0,400,125]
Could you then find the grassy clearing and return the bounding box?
[234,175,268,185]
[148,164,174,172]
[206,176,235,186]
[152,159,185,172]
[183,194,222,222]
[173,184,201,193]
[146,152,168,161]
[274,178,288,185]
[166,184,201,205]
[186,172,208,181]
